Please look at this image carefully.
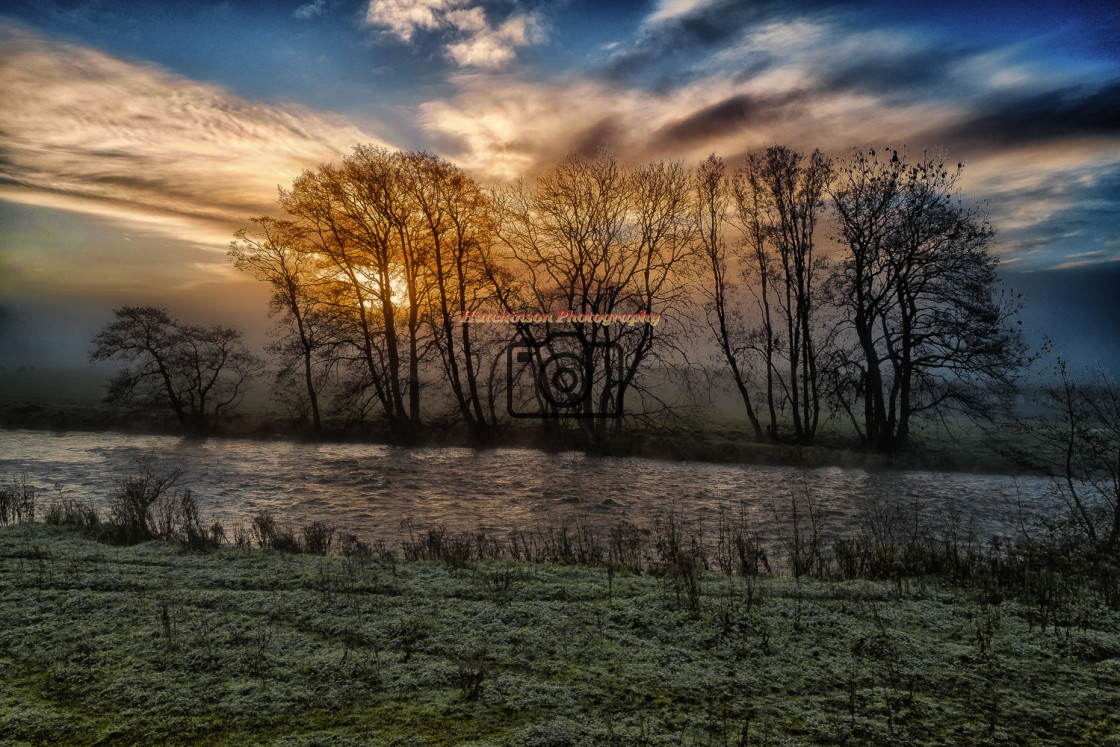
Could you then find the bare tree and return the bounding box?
[90,305,260,432]
[728,146,832,445]
[829,147,1025,451]
[403,150,501,441]
[492,150,697,441]
[823,147,903,447]
[279,147,423,437]
[729,152,783,441]
[695,154,764,441]
[230,216,334,434]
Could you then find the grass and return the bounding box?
[3,522,1120,745]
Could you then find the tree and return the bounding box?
[230,216,335,434]
[695,153,765,441]
[726,146,832,445]
[492,150,696,440]
[90,305,260,432]
[267,146,519,441]
[402,151,501,441]
[729,152,783,441]
[279,147,425,437]
[829,147,1025,451]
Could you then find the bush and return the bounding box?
[0,475,37,525]
[251,511,278,549]
[338,532,372,560]
[302,521,336,556]
[154,490,224,550]
[106,463,183,542]
[43,495,100,529]
[99,462,221,549]
[249,510,301,553]
[271,529,302,553]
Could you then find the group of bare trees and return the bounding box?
[231,147,519,441]
[829,149,1025,451]
[90,143,1027,451]
[492,156,696,438]
[700,146,1025,451]
[225,147,700,444]
[228,148,508,441]
[698,148,833,445]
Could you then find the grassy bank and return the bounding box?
[0,395,1014,474]
[2,523,1119,745]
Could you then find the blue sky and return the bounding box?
[0,0,1118,374]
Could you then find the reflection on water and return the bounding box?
[0,429,1056,548]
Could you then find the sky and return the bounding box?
[0,0,1118,385]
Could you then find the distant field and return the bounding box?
[2,524,1119,745]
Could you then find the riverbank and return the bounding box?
[2,523,1118,745]
[0,394,1013,474]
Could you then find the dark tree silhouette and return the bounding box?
[695,153,765,441]
[726,146,832,445]
[230,216,335,434]
[279,147,431,437]
[492,150,696,442]
[90,305,260,432]
[829,147,1025,451]
[402,151,500,442]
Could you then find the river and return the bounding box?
[0,429,1056,553]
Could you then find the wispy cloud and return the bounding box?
[421,9,1120,269]
[293,0,327,20]
[643,0,724,27]
[420,17,963,182]
[0,24,388,251]
[363,0,544,69]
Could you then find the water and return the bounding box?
[0,429,1056,550]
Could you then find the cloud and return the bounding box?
[649,90,812,149]
[929,80,1120,150]
[965,152,1120,270]
[418,9,1120,271]
[364,0,457,40]
[419,75,659,182]
[446,12,543,68]
[420,18,963,182]
[363,0,544,69]
[293,0,327,20]
[605,0,763,86]
[644,0,724,27]
[0,24,389,253]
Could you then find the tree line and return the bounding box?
[91,143,1027,452]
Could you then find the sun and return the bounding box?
[330,265,411,310]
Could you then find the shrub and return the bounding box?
[231,521,252,550]
[98,462,222,549]
[155,489,222,550]
[271,527,302,554]
[302,521,336,556]
[338,532,372,560]
[43,495,100,529]
[0,475,38,525]
[106,462,183,542]
[251,511,278,549]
